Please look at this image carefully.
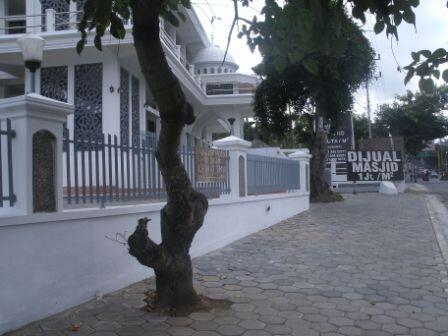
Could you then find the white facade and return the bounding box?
[0,0,258,145]
[0,94,311,333]
[0,3,311,334]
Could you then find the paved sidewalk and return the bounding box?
[7,194,448,336]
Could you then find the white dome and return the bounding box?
[192,45,239,70]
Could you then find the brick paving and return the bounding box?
[6,193,448,336]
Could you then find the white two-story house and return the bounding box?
[0,0,258,147]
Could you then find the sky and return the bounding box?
[192,1,448,119]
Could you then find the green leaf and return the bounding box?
[419,78,435,93]
[402,9,416,24]
[442,69,448,82]
[94,34,102,51]
[432,69,440,79]
[404,68,415,85]
[374,21,385,34]
[302,59,319,75]
[411,52,420,62]
[76,39,86,55]
[110,12,125,39]
[432,48,447,59]
[420,50,431,58]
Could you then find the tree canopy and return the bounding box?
[375,87,448,154]
[249,2,375,131]
[241,0,375,200]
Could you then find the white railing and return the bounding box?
[0,10,82,34]
[0,13,43,34]
[0,11,252,97]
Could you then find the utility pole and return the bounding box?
[365,54,381,139]
[366,79,372,139]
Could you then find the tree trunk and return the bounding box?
[310,102,343,202]
[126,1,208,312]
[154,255,199,308]
[310,129,329,199]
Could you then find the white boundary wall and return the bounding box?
[0,192,309,333]
[0,96,311,333]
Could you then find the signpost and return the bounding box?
[327,118,352,163]
[195,147,228,183]
[347,150,404,181]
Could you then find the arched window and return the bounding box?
[218,67,222,74]
[211,67,215,74]
[203,68,208,74]
[224,68,228,73]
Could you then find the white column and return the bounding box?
[26,0,41,33]
[67,65,75,138]
[213,135,251,198]
[69,1,77,29]
[290,149,312,195]
[0,2,5,36]
[102,51,120,136]
[45,9,55,32]
[0,94,73,216]
[232,116,244,138]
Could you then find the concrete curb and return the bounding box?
[406,183,430,193]
[425,194,448,299]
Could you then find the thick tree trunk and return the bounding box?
[310,102,343,202]
[126,1,208,312]
[154,256,199,308]
[310,129,329,199]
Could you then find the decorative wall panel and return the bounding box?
[74,63,103,139]
[40,66,68,102]
[76,0,87,22]
[40,66,69,141]
[131,76,140,146]
[76,0,86,10]
[120,68,130,146]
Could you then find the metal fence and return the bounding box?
[63,130,230,207]
[0,119,16,207]
[247,154,300,196]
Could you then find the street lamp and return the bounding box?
[17,33,45,93]
[228,118,235,135]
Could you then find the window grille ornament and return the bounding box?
[76,0,86,10]
[74,63,103,140]
[131,76,140,146]
[40,66,69,146]
[40,0,69,31]
[40,66,68,102]
[76,0,86,22]
[120,68,130,146]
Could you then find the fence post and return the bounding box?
[0,94,73,216]
[45,9,56,32]
[213,135,251,198]
[290,149,312,195]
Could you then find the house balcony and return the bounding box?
[0,9,257,105]
[0,11,202,84]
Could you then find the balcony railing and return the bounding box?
[0,10,254,98]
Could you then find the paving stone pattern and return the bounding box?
[7,194,448,336]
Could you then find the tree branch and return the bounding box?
[131,1,194,127]
[191,190,208,232]
[128,217,163,268]
[223,0,251,66]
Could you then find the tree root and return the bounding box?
[142,290,231,316]
[311,189,344,203]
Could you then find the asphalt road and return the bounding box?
[422,179,448,206]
